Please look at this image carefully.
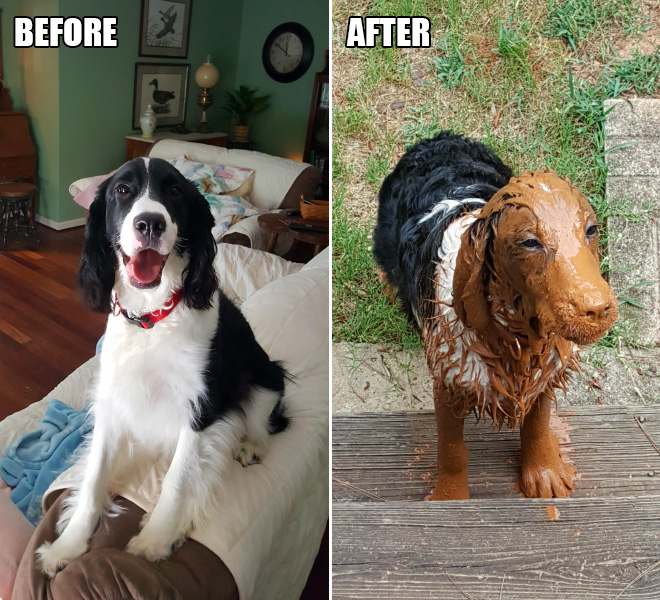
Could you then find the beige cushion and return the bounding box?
[230,171,255,198]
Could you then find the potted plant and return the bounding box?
[222,85,271,142]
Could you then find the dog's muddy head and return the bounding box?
[454,169,618,346]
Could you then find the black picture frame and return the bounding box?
[262,22,314,84]
[139,0,192,59]
[133,63,189,129]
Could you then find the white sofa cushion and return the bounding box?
[149,140,315,211]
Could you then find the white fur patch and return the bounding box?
[418,197,485,228]
[423,212,490,389]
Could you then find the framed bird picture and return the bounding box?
[133,63,189,129]
[139,0,192,58]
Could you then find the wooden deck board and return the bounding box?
[333,407,660,502]
[333,497,660,599]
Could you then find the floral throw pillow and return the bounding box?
[168,157,255,197]
[204,193,262,241]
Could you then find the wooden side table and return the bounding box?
[227,138,254,150]
[258,212,329,259]
[126,131,228,161]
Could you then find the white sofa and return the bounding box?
[0,245,329,599]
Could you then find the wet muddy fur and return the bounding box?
[373,131,617,500]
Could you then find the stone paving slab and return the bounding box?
[606,176,660,208]
[605,139,660,176]
[605,98,660,137]
[332,342,660,414]
[605,98,660,346]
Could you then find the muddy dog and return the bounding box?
[373,132,617,500]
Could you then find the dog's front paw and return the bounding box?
[36,537,88,577]
[520,433,576,498]
[520,458,576,498]
[126,529,179,562]
[236,441,264,467]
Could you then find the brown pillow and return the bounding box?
[281,166,322,209]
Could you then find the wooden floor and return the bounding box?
[333,407,660,599]
[0,225,106,420]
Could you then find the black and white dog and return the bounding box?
[37,157,288,576]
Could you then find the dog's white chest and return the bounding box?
[97,305,216,446]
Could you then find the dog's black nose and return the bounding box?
[134,213,166,240]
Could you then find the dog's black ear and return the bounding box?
[76,179,117,313]
[181,183,218,310]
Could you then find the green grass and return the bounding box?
[365,141,397,189]
[496,16,534,86]
[434,36,470,90]
[332,189,420,349]
[608,50,660,95]
[333,0,659,349]
[544,0,644,51]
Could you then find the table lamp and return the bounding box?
[195,56,219,133]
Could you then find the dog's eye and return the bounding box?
[170,185,182,197]
[585,223,598,238]
[116,184,130,195]
[521,238,542,249]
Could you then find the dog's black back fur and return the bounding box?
[373,131,513,321]
[195,292,289,432]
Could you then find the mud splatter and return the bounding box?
[546,505,561,521]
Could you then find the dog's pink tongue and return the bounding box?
[127,249,163,284]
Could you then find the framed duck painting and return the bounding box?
[133,63,189,129]
[139,0,192,58]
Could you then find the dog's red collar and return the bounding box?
[113,289,183,329]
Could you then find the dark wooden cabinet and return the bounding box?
[0,111,36,184]
[0,110,37,223]
[303,52,329,200]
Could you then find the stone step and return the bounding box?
[605,98,660,345]
[605,137,660,177]
[605,98,660,138]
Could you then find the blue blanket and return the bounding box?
[0,400,91,525]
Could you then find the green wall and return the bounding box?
[1,1,27,109]
[56,0,244,222]
[235,0,328,160]
[0,0,325,225]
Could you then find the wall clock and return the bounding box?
[262,22,314,83]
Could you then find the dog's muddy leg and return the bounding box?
[427,382,469,500]
[519,393,576,498]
